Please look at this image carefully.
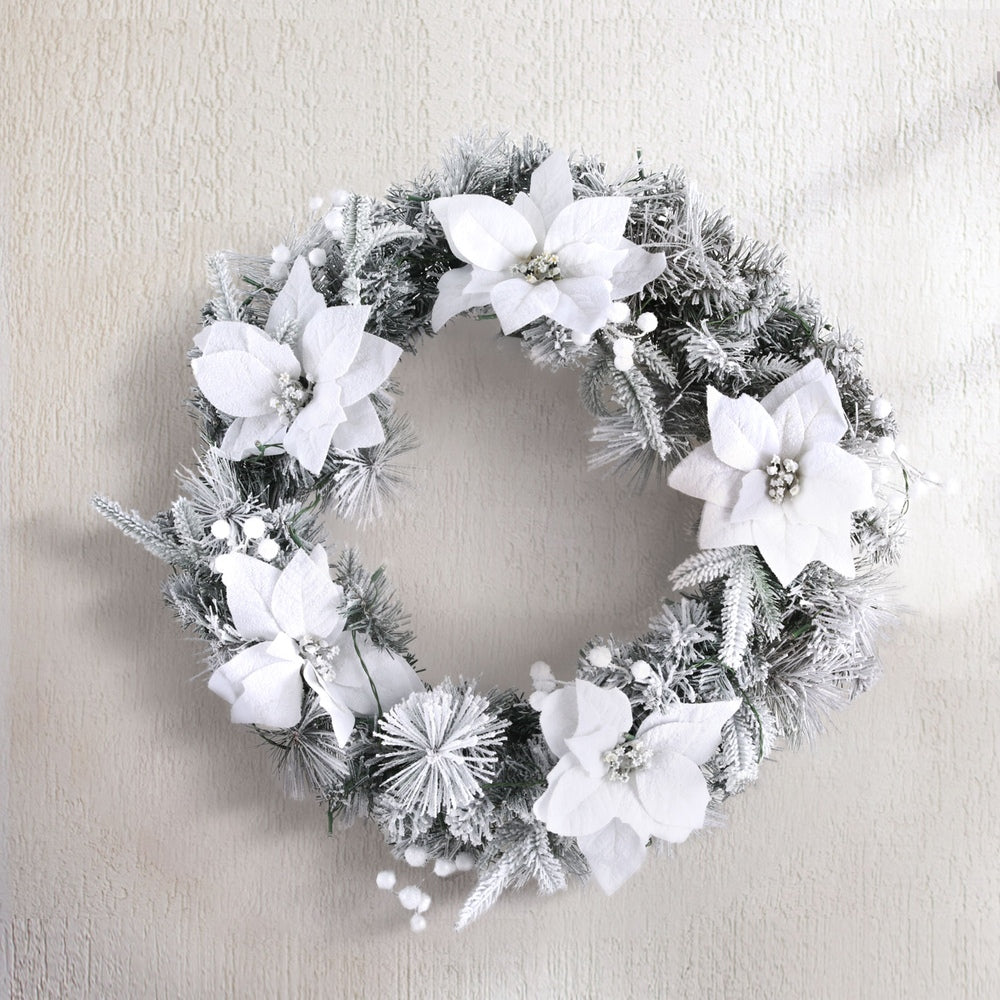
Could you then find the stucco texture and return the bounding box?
[3,4,999,998]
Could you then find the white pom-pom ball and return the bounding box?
[376,870,397,891]
[324,210,344,238]
[612,337,635,357]
[529,660,556,692]
[607,301,631,324]
[329,188,351,207]
[454,852,475,872]
[895,442,909,461]
[307,247,327,267]
[242,515,267,539]
[270,244,291,265]
[635,312,658,333]
[268,261,289,281]
[869,396,892,420]
[404,845,428,868]
[210,518,231,540]
[409,914,427,933]
[570,330,592,347]
[417,892,432,914]
[613,354,635,372]
[630,660,653,683]
[587,645,613,669]
[397,885,423,910]
[875,436,895,458]
[528,690,549,712]
[433,859,457,878]
[256,538,280,562]
[308,195,324,213]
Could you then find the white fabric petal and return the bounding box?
[544,197,630,252]
[556,242,626,281]
[533,763,627,837]
[633,750,711,840]
[430,266,491,331]
[577,819,648,895]
[791,443,876,525]
[770,377,849,455]
[697,501,754,550]
[706,387,780,471]
[730,469,783,525]
[512,192,546,246]
[265,256,326,337]
[330,397,385,451]
[541,679,632,777]
[333,332,402,407]
[638,698,742,766]
[229,656,304,729]
[609,242,667,299]
[282,382,345,475]
[207,642,275,705]
[215,553,281,640]
[194,320,267,356]
[302,661,357,747]
[490,277,560,334]
[269,548,346,640]
[528,152,574,229]
[192,351,291,418]
[759,358,827,413]
[812,520,859,579]
[463,267,514,296]
[300,305,370,380]
[535,686,579,760]
[219,413,287,460]
[667,443,744,507]
[432,195,537,269]
[751,516,820,587]
[548,277,613,337]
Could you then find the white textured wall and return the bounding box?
[5,5,1000,998]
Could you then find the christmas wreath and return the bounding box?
[96,136,915,931]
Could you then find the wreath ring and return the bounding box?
[97,136,912,931]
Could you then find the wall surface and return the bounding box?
[4,4,1000,998]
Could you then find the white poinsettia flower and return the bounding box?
[192,257,402,475]
[429,153,665,338]
[208,545,422,744]
[533,679,740,894]
[667,360,878,587]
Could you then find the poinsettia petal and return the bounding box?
[319,631,422,718]
[706,387,781,471]
[334,332,402,407]
[536,686,579,759]
[759,358,826,413]
[430,266,491,331]
[560,679,632,777]
[229,656,304,729]
[431,195,537,269]
[577,819,648,895]
[512,192,546,246]
[269,548,345,640]
[549,277,613,336]
[556,241,626,281]
[300,305,370,379]
[265,256,326,337]
[532,762,616,836]
[791,443,875,525]
[463,267,513,296]
[220,413,287,460]
[194,320,266,355]
[638,698,742,765]
[282,382,344,475]
[207,642,275,705]
[770,376,849,455]
[667,443,744,507]
[634,750,711,841]
[215,553,281,640]
[730,469,783,524]
[490,277,560,334]
[544,197,630,252]
[609,242,667,299]
[192,350,290,418]
[528,152,574,229]
[302,660,357,747]
[697,501,755,550]
[330,397,385,451]
[751,516,820,587]
[812,519,858,579]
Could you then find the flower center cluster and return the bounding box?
[765,455,801,503]
[270,371,313,424]
[513,252,561,284]
[602,737,652,782]
[299,636,340,683]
